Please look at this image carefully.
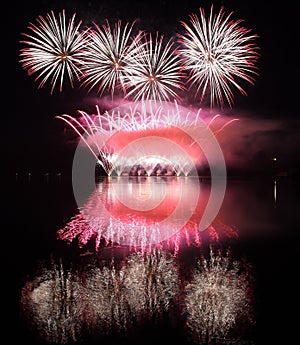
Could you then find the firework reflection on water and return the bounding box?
[20,258,83,344]
[184,248,255,344]
[122,250,179,320]
[20,249,255,344]
[57,176,238,254]
[20,250,180,343]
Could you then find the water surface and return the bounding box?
[8,174,300,344]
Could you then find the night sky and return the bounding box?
[12,0,299,176]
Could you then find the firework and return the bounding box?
[56,100,237,177]
[79,20,145,97]
[178,5,259,108]
[19,7,259,107]
[19,10,89,93]
[121,33,185,102]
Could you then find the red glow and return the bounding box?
[105,126,205,164]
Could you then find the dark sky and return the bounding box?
[12,0,299,175]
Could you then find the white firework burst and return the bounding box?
[79,19,145,97]
[19,10,89,93]
[122,32,186,102]
[178,5,260,108]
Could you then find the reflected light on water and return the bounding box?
[20,249,255,344]
[274,179,277,205]
[20,258,83,344]
[20,250,180,343]
[57,176,238,254]
[184,249,255,344]
[122,250,179,318]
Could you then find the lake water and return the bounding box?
[9,174,299,344]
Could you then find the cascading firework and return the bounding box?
[56,99,238,177]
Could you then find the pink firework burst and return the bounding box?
[178,5,260,108]
[19,10,89,94]
[56,100,238,177]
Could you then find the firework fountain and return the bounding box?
[56,100,238,177]
[55,98,239,252]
